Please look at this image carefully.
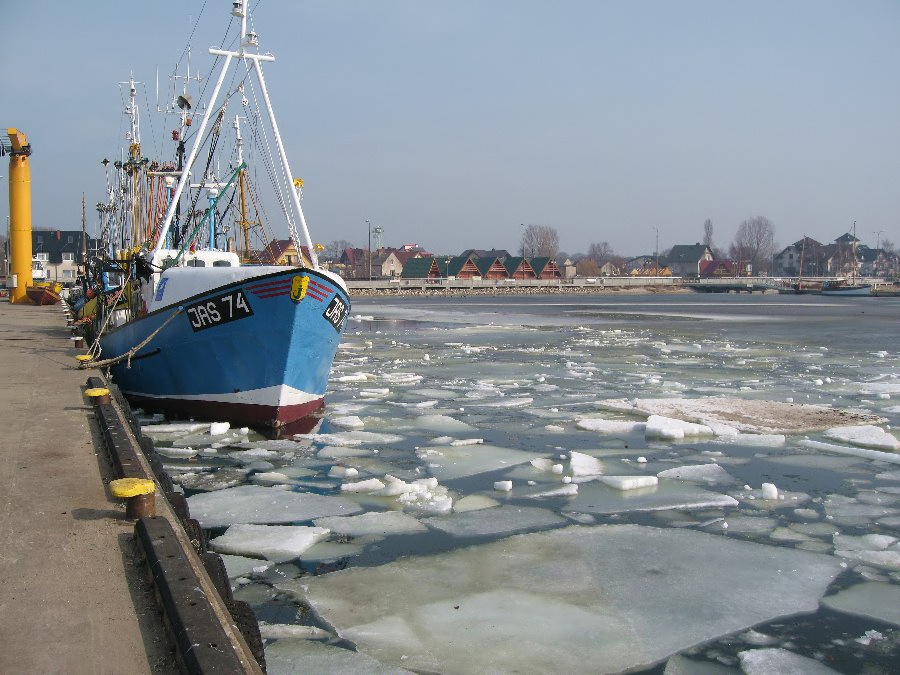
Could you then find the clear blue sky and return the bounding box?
[2,0,898,257]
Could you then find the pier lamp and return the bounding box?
[366,219,371,280]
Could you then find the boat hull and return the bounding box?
[26,283,62,305]
[99,267,350,428]
[820,284,872,297]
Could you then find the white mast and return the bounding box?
[150,0,320,269]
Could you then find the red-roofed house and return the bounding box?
[262,239,312,266]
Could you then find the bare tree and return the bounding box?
[881,239,895,253]
[703,219,714,250]
[576,259,601,277]
[521,224,559,258]
[323,239,353,261]
[587,241,613,264]
[730,216,776,274]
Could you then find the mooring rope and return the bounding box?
[85,270,135,359]
[79,306,184,370]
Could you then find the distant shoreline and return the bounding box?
[347,285,695,298]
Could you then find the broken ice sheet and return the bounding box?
[799,439,900,465]
[219,553,273,579]
[422,505,566,538]
[657,463,736,484]
[415,443,546,481]
[280,524,843,674]
[738,647,838,675]
[566,478,738,516]
[412,414,476,433]
[265,634,415,675]
[313,511,427,537]
[209,524,330,563]
[824,424,900,451]
[186,485,363,528]
[175,467,249,492]
[820,582,900,627]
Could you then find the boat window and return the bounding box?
[212,260,232,267]
[187,259,206,267]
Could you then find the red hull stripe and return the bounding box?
[308,278,331,292]
[246,276,338,301]
[248,278,291,290]
[249,282,291,298]
[123,393,325,429]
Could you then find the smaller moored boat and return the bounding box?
[820,278,871,296]
[26,281,63,305]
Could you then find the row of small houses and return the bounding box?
[337,247,563,280]
[648,234,899,279]
[331,244,661,280]
[22,230,894,285]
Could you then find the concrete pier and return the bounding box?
[0,302,176,673]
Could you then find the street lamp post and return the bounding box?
[366,219,371,280]
[654,227,659,275]
[520,223,525,259]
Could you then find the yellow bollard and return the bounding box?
[84,387,111,405]
[109,478,156,519]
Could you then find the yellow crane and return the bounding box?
[4,128,33,304]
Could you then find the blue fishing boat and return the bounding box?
[100,264,348,426]
[84,0,350,428]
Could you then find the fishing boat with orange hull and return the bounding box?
[26,281,62,305]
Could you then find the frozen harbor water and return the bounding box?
[144,293,900,673]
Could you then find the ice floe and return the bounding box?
[209,524,330,562]
[645,415,715,441]
[596,396,885,433]
[416,443,545,482]
[265,638,414,675]
[576,418,646,434]
[657,464,735,484]
[412,414,476,433]
[824,424,899,451]
[422,505,566,537]
[820,581,900,627]
[452,494,500,512]
[219,553,273,579]
[798,439,900,465]
[279,525,843,674]
[313,511,427,537]
[340,474,454,514]
[599,475,659,490]
[186,485,363,528]
[738,648,838,674]
[568,450,604,477]
[330,415,365,429]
